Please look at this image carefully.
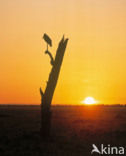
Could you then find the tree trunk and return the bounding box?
[40,36,68,140]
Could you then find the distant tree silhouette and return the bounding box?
[40,34,69,140]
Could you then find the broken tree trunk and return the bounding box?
[40,36,68,140]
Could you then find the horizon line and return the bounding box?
[0,103,126,106]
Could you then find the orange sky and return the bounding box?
[0,0,126,104]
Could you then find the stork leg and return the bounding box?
[47,44,48,51]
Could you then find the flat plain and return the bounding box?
[0,105,126,156]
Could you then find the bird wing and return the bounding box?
[43,33,52,47]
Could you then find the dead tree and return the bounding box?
[40,34,69,139]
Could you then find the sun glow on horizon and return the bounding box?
[82,97,97,105]
[0,0,126,105]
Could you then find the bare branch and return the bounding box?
[45,50,54,66]
[40,87,44,98]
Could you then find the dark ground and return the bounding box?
[0,105,126,156]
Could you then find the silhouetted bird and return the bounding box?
[43,33,52,47]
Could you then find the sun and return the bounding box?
[82,97,96,105]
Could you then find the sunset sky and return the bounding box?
[0,0,126,104]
